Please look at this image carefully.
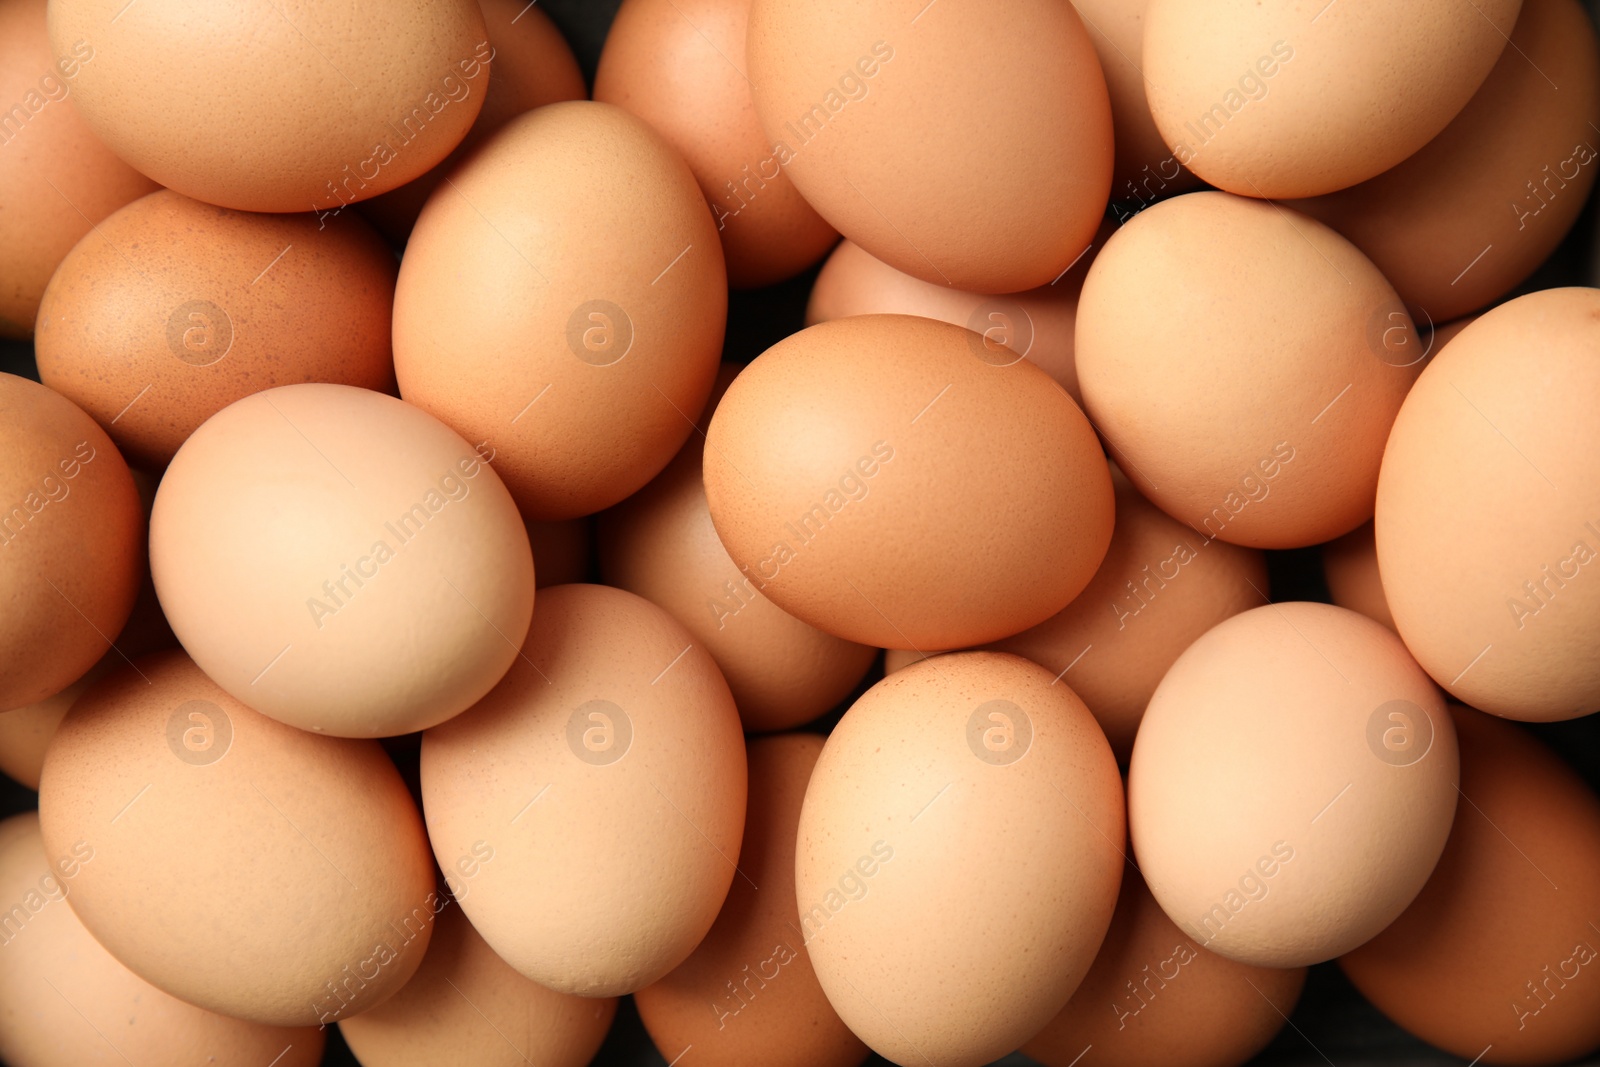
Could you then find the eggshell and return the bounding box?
[36,651,438,1027]
[1293,0,1600,324]
[421,584,747,996]
[338,902,617,1067]
[150,383,533,737]
[634,734,870,1067]
[0,373,143,712]
[48,0,490,212]
[1376,288,1600,721]
[1076,191,1424,548]
[804,227,1111,405]
[704,315,1113,650]
[1321,521,1394,632]
[359,0,586,244]
[1129,602,1459,968]
[599,374,876,732]
[1142,0,1521,198]
[883,647,942,674]
[393,101,726,521]
[0,0,158,338]
[0,813,325,1067]
[745,0,1112,293]
[796,651,1125,1066]
[36,189,399,468]
[1021,863,1306,1067]
[983,469,1268,762]
[1073,0,1203,202]
[595,0,838,288]
[528,517,593,587]
[1339,705,1600,1065]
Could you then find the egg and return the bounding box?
[634,734,870,1067]
[745,0,1112,293]
[1129,602,1458,967]
[1076,191,1424,548]
[1376,288,1600,721]
[0,373,143,712]
[0,0,158,338]
[359,0,587,244]
[804,227,1112,405]
[1294,0,1600,325]
[983,468,1268,763]
[600,366,876,733]
[595,0,838,288]
[1142,0,1521,198]
[796,651,1124,1066]
[1339,705,1600,1065]
[704,315,1113,650]
[1073,0,1203,204]
[1021,862,1306,1067]
[49,0,490,212]
[338,902,617,1067]
[0,813,325,1067]
[420,583,747,996]
[1320,521,1395,632]
[35,189,398,468]
[393,101,726,521]
[36,651,438,1027]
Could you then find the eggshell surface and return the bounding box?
[1321,521,1395,631]
[36,651,438,1027]
[1129,602,1458,967]
[746,0,1112,293]
[796,651,1125,1067]
[393,101,726,521]
[704,315,1113,650]
[150,383,535,738]
[421,584,747,997]
[1376,288,1600,721]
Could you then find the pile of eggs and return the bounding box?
[3,0,1600,1065]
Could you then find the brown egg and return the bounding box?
[421,584,747,996]
[1130,603,1458,967]
[49,0,490,212]
[1321,521,1394,632]
[704,315,1113,651]
[359,0,586,244]
[1143,0,1521,198]
[1339,705,1600,1065]
[600,370,876,732]
[35,189,398,468]
[394,101,726,521]
[595,0,838,288]
[983,468,1268,763]
[746,0,1112,293]
[338,903,617,1067]
[1022,863,1306,1067]
[36,651,438,1027]
[1293,0,1599,325]
[1073,0,1203,205]
[1076,191,1424,548]
[0,813,324,1067]
[150,384,535,737]
[528,517,593,587]
[634,734,870,1067]
[1376,289,1600,721]
[0,0,158,338]
[805,227,1112,405]
[797,652,1125,1066]
[0,374,143,712]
